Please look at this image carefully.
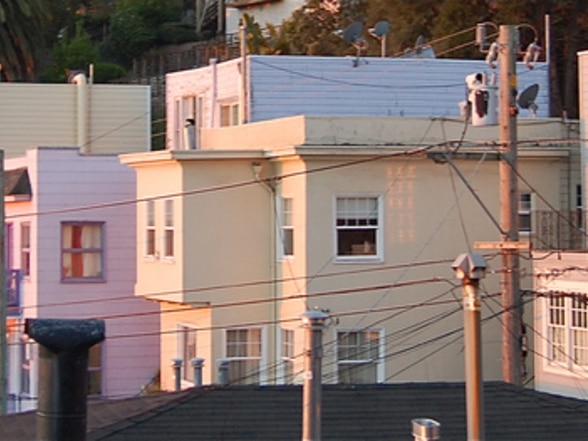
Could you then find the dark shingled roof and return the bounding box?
[5,167,31,197]
[2,382,588,440]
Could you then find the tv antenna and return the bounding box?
[517,83,539,117]
[338,21,368,67]
[368,20,390,58]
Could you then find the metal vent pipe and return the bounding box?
[25,318,105,441]
[412,418,441,441]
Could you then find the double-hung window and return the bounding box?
[337,329,381,384]
[21,223,30,277]
[281,328,295,384]
[336,196,381,259]
[220,102,239,127]
[519,192,532,234]
[146,200,156,257]
[88,343,103,396]
[279,197,293,258]
[164,200,174,258]
[61,222,104,281]
[546,294,588,369]
[179,325,198,382]
[226,328,262,385]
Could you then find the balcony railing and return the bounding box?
[532,210,586,251]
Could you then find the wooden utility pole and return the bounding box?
[498,25,522,385]
[0,150,6,414]
[453,253,487,441]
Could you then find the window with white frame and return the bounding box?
[337,329,381,384]
[20,337,34,395]
[5,223,13,270]
[279,197,293,258]
[546,294,588,368]
[226,328,262,385]
[61,222,104,281]
[519,192,532,234]
[88,342,103,396]
[336,196,381,258]
[21,223,30,276]
[179,325,198,382]
[164,200,174,258]
[146,200,156,257]
[282,328,295,384]
[220,102,239,127]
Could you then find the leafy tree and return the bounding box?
[104,0,189,66]
[0,0,49,81]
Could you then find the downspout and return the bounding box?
[252,162,277,383]
[239,22,249,125]
[211,58,218,128]
[72,73,89,153]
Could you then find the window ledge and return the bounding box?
[335,256,383,264]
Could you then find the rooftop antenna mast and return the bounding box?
[368,20,390,58]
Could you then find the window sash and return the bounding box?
[88,343,102,396]
[519,193,532,233]
[279,197,294,257]
[336,197,379,257]
[180,326,198,382]
[282,329,295,384]
[146,201,156,256]
[226,328,262,384]
[164,200,174,257]
[61,223,104,280]
[21,223,30,276]
[337,330,380,384]
[546,295,588,367]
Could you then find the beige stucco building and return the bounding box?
[122,115,581,391]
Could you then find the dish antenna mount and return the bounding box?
[517,83,539,117]
[368,20,390,58]
[339,21,368,67]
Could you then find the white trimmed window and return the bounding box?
[20,338,34,395]
[281,328,295,384]
[21,223,30,277]
[226,328,262,385]
[546,294,588,368]
[146,200,156,257]
[220,102,239,127]
[88,343,103,396]
[337,329,382,384]
[519,192,532,234]
[61,222,104,281]
[179,325,198,382]
[279,197,293,258]
[164,200,174,258]
[336,196,381,259]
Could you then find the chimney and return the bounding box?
[25,318,105,441]
[412,418,441,441]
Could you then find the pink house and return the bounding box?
[5,147,159,412]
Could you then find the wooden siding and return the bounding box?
[0,83,150,158]
[166,55,549,150]
[248,56,550,121]
[5,147,159,402]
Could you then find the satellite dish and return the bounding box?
[368,20,390,58]
[342,21,364,44]
[336,21,368,67]
[369,20,390,38]
[518,83,539,117]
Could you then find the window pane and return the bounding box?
[337,230,376,256]
[337,330,380,384]
[336,197,379,257]
[88,343,102,396]
[62,223,103,279]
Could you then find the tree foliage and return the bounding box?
[271,0,588,118]
[0,0,49,81]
